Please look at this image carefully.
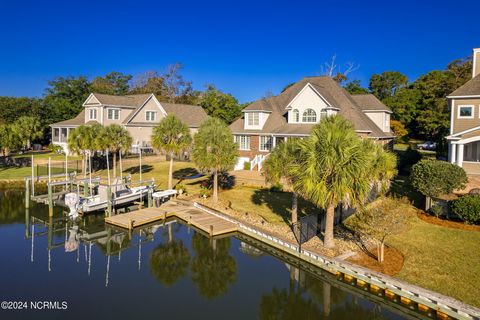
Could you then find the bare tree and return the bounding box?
[320,54,360,84]
[345,197,415,263]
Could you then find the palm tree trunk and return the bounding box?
[82,154,86,179]
[106,150,111,186]
[113,152,117,178]
[168,153,174,189]
[119,150,123,180]
[324,204,335,248]
[213,169,218,203]
[27,139,31,150]
[291,192,298,224]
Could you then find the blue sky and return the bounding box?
[0,0,479,103]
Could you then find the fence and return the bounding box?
[292,213,318,245]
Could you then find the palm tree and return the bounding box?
[152,115,192,189]
[291,116,395,248]
[14,116,43,149]
[100,124,132,178]
[68,125,94,177]
[364,140,397,195]
[191,117,238,203]
[0,124,20,156]
[263,139,301,225]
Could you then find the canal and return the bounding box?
[0,189,423,319]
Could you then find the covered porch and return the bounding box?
[448,137,480,175]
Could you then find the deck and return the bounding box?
[105,202,238,236]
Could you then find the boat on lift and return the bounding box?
[77,182,151,214]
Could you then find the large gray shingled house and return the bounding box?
[229,76,394,170]
[50,93,208,154]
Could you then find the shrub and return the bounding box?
[199,187,211,198]
[410,159,468,198]
[174,183,186,194]
[200,171,235,190]
[450,195,480,224]
[429,204,444,218]
[397,146,421,175]
[243,161,251,170]
[269,183,283,192]
[48,144,64,154]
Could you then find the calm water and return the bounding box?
[0,189,420,320]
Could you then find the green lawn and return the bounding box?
[0,166,75,180]
[220,185,318,224]
[389,217,480,307]
[94,160,206,193]
[11,151,81,161]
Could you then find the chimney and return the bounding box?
[474,48,480,78]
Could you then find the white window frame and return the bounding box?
[107,108,120,120]
[259,136,273,152]
[235,135,250,151]
[88,108,97,120]
[458,105,474,119]
[302,108,317,123]
[292,109,300,122]
[384,113,390,129]
[247,113,260,126]
[146,111,156,122]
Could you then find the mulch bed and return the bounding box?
[347,246,404,276]
[417,212,480,231]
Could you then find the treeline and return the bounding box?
[0,63,246,145]
[0,57,473,150]
[342,56,472,146]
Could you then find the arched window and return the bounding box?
[302,109,317,122]
[292,109,299,122]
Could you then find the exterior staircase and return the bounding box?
[250,154,269,172]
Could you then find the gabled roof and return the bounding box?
[448,75,480,97]
[230,76,393,138]
[161,102,208,127]
[350,94,392,113]
[50,109,86,127]
[86,93,152,107]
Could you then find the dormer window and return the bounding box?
[302,109,317,123]
[88,108,97,120]
[247,113,259,126]
[292,109,300,122]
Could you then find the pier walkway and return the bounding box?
[105,202,237,236]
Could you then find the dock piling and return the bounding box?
[25,179,30,209]
[47,183,53,217]
[107,186,112,217]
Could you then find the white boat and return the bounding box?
[77,183,150,214]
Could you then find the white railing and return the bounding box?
[250,155,260,171]
[250,154,269,171]
[257,153,269,171]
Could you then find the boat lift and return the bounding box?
[25,150,156,218]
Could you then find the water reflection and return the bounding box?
[150,223,190,287]
[191,233,236,299]
[0,189,416,319]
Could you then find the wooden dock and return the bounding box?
[105,203,238,236]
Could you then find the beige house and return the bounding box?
[446,48,480,174]
[50,93,208,154]
[229,76,394,170]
